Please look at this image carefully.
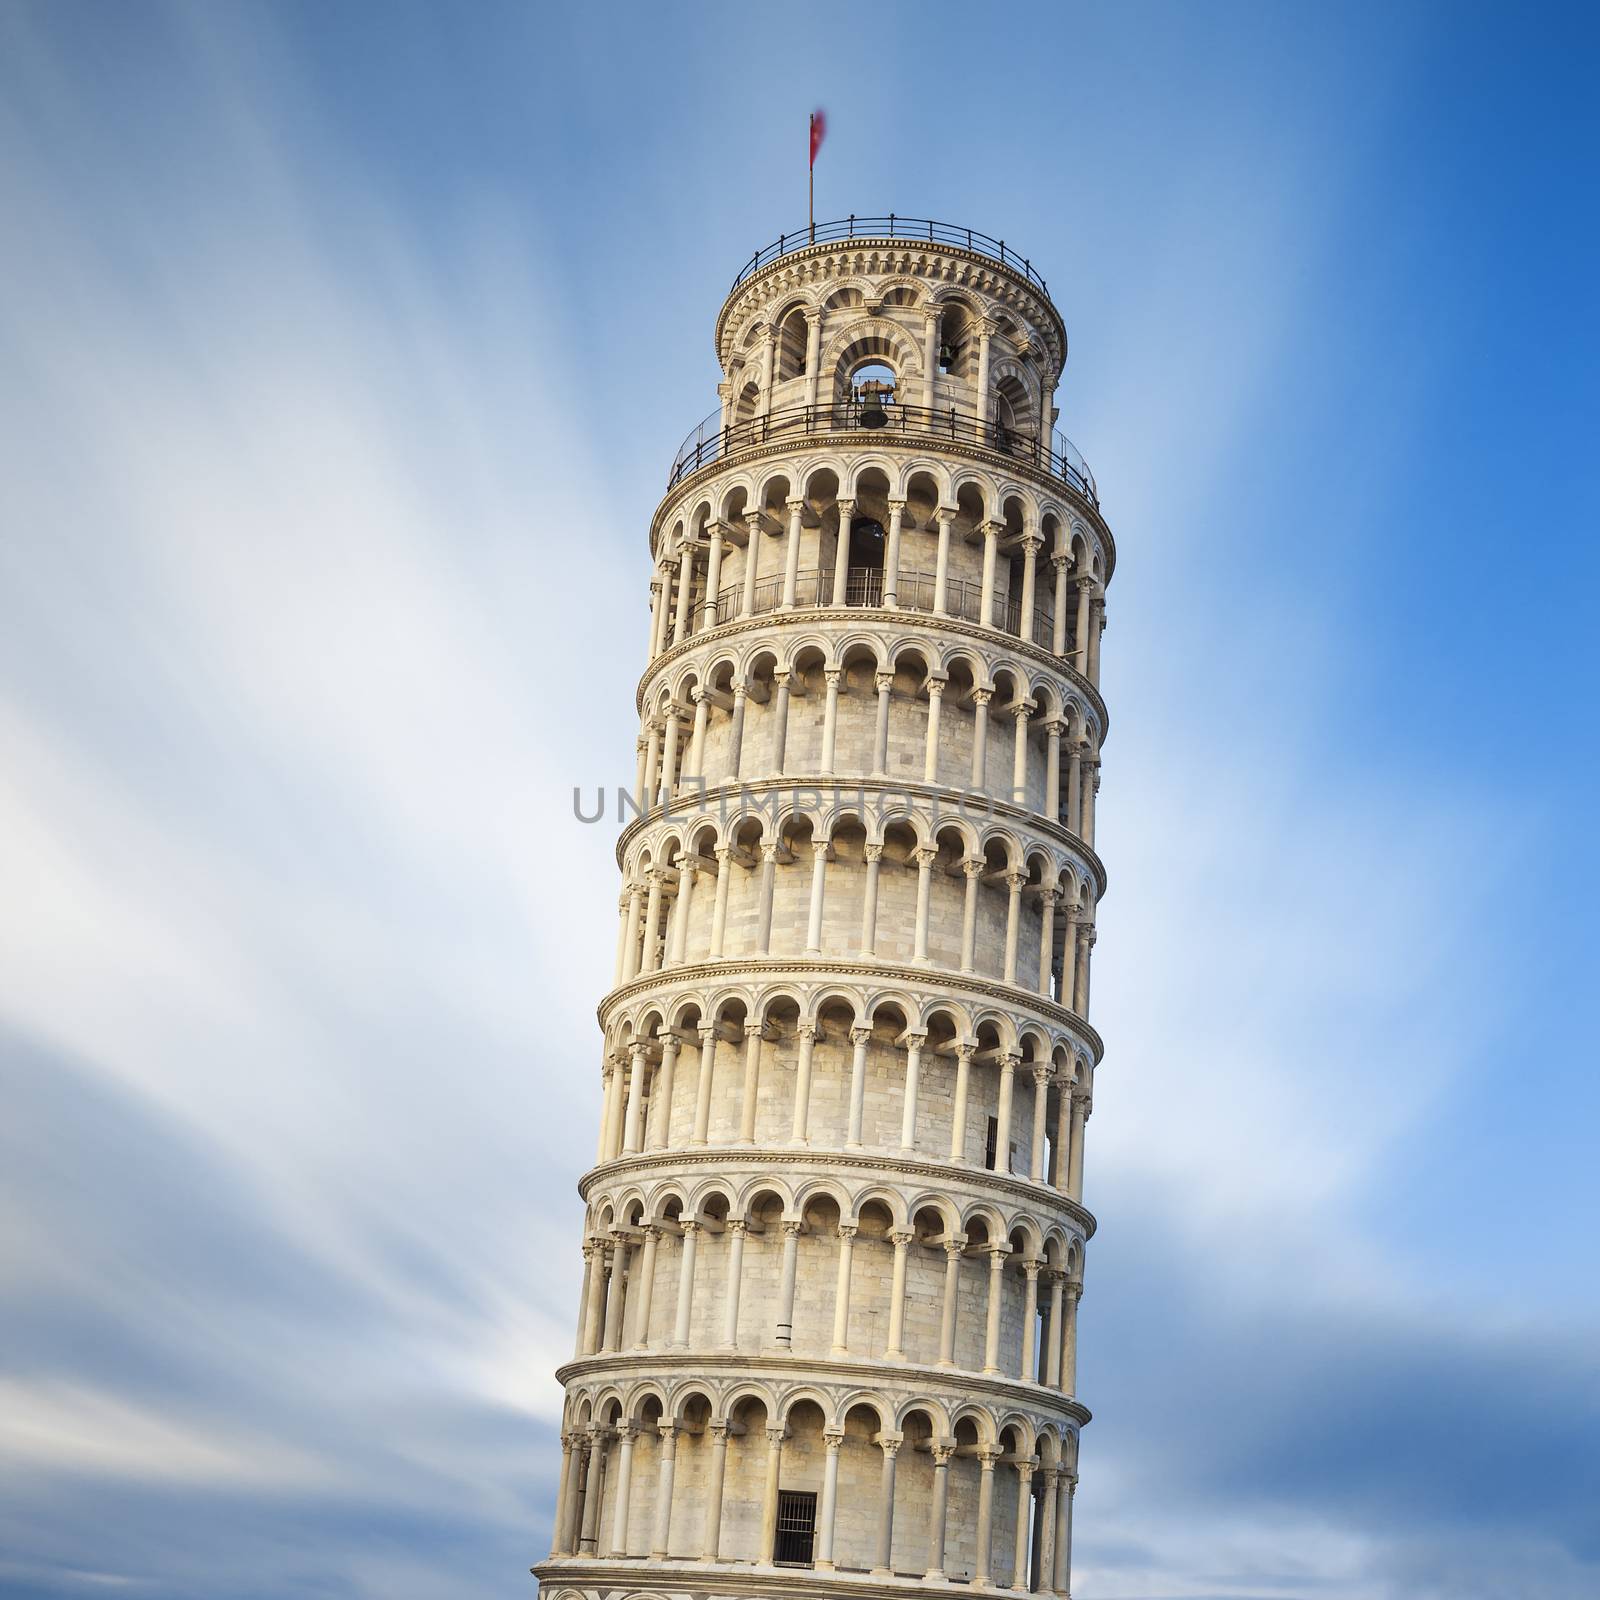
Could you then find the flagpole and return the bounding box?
[808,112,815,242]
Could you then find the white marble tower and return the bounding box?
[535,215,1113,1600]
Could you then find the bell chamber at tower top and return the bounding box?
[645,221,1113,673]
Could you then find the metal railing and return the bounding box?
[669,399,1097,504]
[701,566,1055,643]
[731,215,1050,298]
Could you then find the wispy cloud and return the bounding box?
[0,3,1593,1598]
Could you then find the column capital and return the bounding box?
[1005,870,1028,892]
[836,1221,859,1242]
[823,666,842,687]
[912,845,939,868]
[743,1019,767,1038]
[708,1420,731,1442]
[1022,1257,1042,1281]
[697,1022,720,1043]
[640,1222,663,1242]
[874,670,895,693]
[725,1217,748,1237]
[886,497,908,514]
[943,1236,967,1259]
[903,1030,928,1050]
[657,1419,682,1442]
[988,1243,1011,1264]
[878,1432,904,1457]
[977,1447,1001,1469]
[1015,1458,1037,1482]
[1032,1061,1054,1087]
[660,1033,682,1058]
[1020,532,1044,554]
[765,1425,789,1447]
[956,1040,979,1061]
[864,842,885,863]
[785,496,806,515]
[780,1218,804,1239]
[850,1024,873,1046]
[971,686,994,705]
[889,1228,915,1248]
[811,838,831,862]
[931,1443,956,1466]
[999,1049,1023,1071]
[680,1217,702,1238]
[962,855,986,879]
[823,1429,846,1452]
[795,1020,818,1041]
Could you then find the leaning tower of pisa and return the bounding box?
[536,216,1112,1600]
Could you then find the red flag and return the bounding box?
[809,109,827,169]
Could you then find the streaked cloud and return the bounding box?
[0,2,1594,1598]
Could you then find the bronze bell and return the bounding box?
[858,377,890,428]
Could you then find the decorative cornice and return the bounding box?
[579,1144,1098,1240]
[598,955,1105,1064]
[637,606,1111,748]
[615,772,1109,900]
[554,1345,1092,1426]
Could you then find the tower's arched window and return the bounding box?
[777,308,809,380]
[849,515,885,568]
[995,375,1034,449]
[937,304,972,376]
[848,360,897,428]
[845,513,886,606]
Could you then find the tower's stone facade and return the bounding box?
[535,218,1112,1600]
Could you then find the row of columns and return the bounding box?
[634,665,1102,846]
[646,512,1105,681]
[595,1027,1092,1195]
[614,844,1098,1007]
[576,1211,1084,1392]
[554,1421,1076,1594]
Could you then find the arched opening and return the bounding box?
[777,306,810,381]
[848,359,897,425]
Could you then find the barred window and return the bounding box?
[773,1489,817,1566]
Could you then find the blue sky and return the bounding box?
[1,2,1596,1597]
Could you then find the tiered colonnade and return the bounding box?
[537,223,1114,1600]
